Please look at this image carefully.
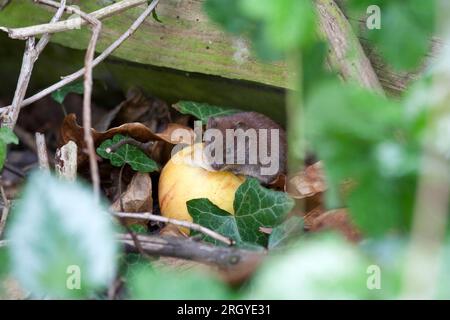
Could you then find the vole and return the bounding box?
[204,112,287,184]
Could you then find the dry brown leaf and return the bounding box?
[287,161,327,199]
[268,174,286,191]
[110,172,153,213]
[112,89,170,132]
[308,208,361,243]
[60,114,194,165]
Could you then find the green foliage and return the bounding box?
[97,134,159,173]
[51,81,84,104]
[129,266,233,299]
[306,81,420,236]
[173,101,240,124]
[246,234,370,299]
[347,0,436,70]
[205,0,316,60]
[6,171,118,298]
[0,247,9,294]
[0,126,18,170]
[268,216,303,249]
[188,178,295,246]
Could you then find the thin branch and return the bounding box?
[35,0,103,199]
[35,132,50,171]
[117,234,262,268]
[0,0,160,114]
[55,141,77,181]
[315,0,384,94]
[1,0,149,39]
[113,212,235,246]
[1,0,67,129]
[3,163,26,178]
[0,184,10,239]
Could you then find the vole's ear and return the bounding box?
[207,117,217,128]
[234,120,247,130]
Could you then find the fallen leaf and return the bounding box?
[110,172,153,214]
[308,209,361,243]
[113,89,170,132]
[60,114,193,165]
[268,174,286,191]
[287,161,327,199]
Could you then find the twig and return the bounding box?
[2,0,67,129]
[0,0,160,115]
[14,126,37,154]
[115,164,150,259]
[0,184,10,239]
[55,141,77,181]
[0,0,149,39]
[117,234,262,268]
[113,212,235,246]
[35,132,50,171]
[3,163,26,178]
[106,137,153,155]
[315,0,384,94]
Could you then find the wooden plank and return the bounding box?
[0,0,437,96]
[0,0,290,88]
[0,33,286,124]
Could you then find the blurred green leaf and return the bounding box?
[173,101,240,124]
[0,246,9,295]
[268,216,303,249]
[348,0,435,70]
[129,266,233,299]
[51,81,84,104]
[188,178,294,246]
[0,246,9,280]
[306,82,420,236]
[205,0,316,59]
[97,134,159,173]
[0,126,18,170]
[6,171,118,298]
[240,0,316,51]
[246,234,373,299]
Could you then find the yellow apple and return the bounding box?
[158,144,244,233]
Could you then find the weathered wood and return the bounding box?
[315,0,383,94]
[0,0,289,88]
[0,0,438,97]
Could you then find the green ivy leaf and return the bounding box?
[188,178,294,246]
[0,127,18,170]
[96,134,159,173]
[51,81,84,104]
[187,199,241,246]
[173,101,240,124]
[268,216,303,249]
[6,171,118,298]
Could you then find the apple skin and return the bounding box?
[158,144,245,233]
